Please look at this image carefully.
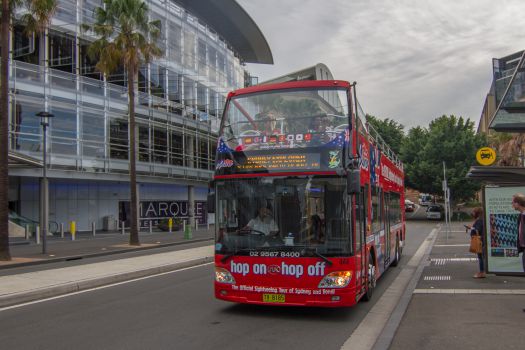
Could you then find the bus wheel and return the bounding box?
[392,237,401,267]
[362,254,376,302]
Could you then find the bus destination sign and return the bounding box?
[238,153,321,171]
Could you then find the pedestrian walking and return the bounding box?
[465,207,485,278]
[511,193,525,272]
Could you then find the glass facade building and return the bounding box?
[8,0,272,231]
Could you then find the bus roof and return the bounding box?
[228,80,352,98]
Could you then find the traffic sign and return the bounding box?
[476,147,496,166]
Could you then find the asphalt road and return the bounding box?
[0,222,437,350]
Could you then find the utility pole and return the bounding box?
[443,161,451,240]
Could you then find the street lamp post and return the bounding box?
[36,111,54,254]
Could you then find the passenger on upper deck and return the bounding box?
[307,114,330,145]
[256,110,283,135]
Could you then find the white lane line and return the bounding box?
[414,289,525,295]
[434,244,469,247]
[0,262,214,312]
[341,228,438,350]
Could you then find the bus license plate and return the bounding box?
[262,294,285,303]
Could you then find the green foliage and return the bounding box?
[365,114,405,154]
[402,115,486,202]
[400,126,429,189]
[85,0,162,77]
[18,0,57,35]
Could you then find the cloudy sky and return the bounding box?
[237,0,525,130]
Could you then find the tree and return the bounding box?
[85,0,162,245]
[365,114,405,154]
[403,115,486,202]
[1,0,57,261]
[400,126,429,189]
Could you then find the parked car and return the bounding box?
[426,204,444,220]
[404,200,416,212]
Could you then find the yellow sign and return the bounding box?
[476,147,496,166]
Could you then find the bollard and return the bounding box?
[116,219,120,231]
[168,218,173,233]
[36,225,41,244]
[60,223,64,239]
[149,220,153,234]
[92,221,96,236]
[194,218,198,231]
[184,220,192,240]
[70,221,76,241]
[207,220,209,231]
[183,219,186,233]
[121,221,125,235]
[25,224,30,240]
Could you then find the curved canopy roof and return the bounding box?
[176,0,273,64]
[489,50,525,132]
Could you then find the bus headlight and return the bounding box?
[215,267,236,284]
[318,271,352,288]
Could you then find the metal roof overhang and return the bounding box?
[176,0,273,64]
[466,166,525,185]
[489,51,525,132]
[8,151,42,168]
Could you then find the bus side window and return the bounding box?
[355,189,363,249]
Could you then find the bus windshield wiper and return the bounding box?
[308,247,333,266]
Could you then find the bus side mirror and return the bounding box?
[207,182,215,213]
[347,169,360,195]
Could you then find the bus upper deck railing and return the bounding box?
[365,122,404,170]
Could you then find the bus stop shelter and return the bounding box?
[467,51,525,275]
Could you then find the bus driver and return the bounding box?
[243,207,279,236]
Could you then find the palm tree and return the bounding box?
[0,0,57,261]
[85,0,162,245]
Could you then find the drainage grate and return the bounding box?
[423,275,451,281]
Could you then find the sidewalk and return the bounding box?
[388,222,525,350]
[2,225,214,269]
[0,244,214,308]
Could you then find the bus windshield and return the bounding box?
[215,176,352,257]
[221,87,349,151]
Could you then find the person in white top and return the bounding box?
[245,207,279,236]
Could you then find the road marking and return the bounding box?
[341,227,438,350]
[431,258,477,265]
[414,289,525,295]
[0,262,214,312]
[434,244,469,247]
[423,275,451,281]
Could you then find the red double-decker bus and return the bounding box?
[210,80,405,307]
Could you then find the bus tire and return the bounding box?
[362,253,376,302]
[391,237,401,267]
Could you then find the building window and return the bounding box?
[153,126,168,164]
[81,110,105,159]
[138,124,150,162]
[49,32,75,73]
[170,131,183,166]
[50,105,77,156]
[109,119,129,160]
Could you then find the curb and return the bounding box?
[371,224,440,350]
[0,255,214,308]
[0,237,213,270]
